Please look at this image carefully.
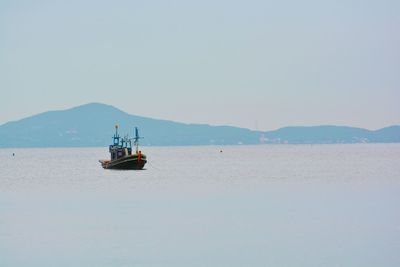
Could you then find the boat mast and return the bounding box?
[133,127,142,153]
[113,124,120,146]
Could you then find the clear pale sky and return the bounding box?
[1,0,399,131]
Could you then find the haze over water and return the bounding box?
[1,144,400,266]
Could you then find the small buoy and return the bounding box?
[12,153,15,156]
[220,150,223,153]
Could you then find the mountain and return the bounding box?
[0,103,262,147]
[0,103,399,148]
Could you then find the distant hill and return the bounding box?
[263,125,399,144]
[0,103,399,148]
[0,103,262,147]
[265,126,375,144]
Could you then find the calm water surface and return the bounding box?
[1,144,400,267]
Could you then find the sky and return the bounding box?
[0,0,399,131]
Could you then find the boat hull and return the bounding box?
[99,156,147,170]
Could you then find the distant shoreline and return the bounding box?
[1,103,399,148]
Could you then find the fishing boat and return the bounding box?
[99,125,147,170]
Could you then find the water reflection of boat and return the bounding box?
[99,125,147,170]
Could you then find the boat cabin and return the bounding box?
[109,125,133,160]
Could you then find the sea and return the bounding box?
[1,144,400,267]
